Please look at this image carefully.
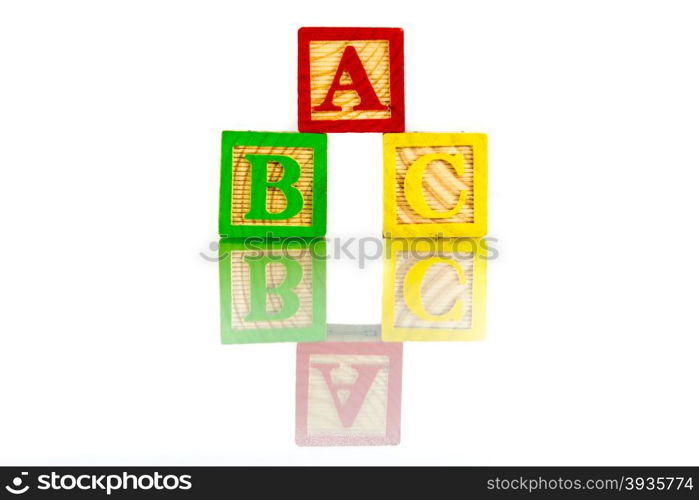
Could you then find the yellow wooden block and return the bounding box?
[381,238,487,341]
[383,133,488,238]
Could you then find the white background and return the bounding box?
[1,0,698,465]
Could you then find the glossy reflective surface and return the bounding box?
[219,237,487,446]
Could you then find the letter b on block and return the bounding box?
[219,131,327,238]
[219,239,326,344]
[244,256,303,322]
[244,154,304,221]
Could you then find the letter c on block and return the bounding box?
[404,153,467,218]
[403,257,466,322]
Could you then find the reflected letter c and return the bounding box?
[403,257,466,322]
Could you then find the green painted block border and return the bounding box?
[218,237,327,344]
[218,131,327,238]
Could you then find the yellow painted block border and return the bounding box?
[381,238,487,341]
[383,133,488,238]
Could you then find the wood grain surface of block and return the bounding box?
[298,27,404,133]
[382,238,487,341]
[231,146,314,228]
[219,131,327,238]
[296,342,402,446]
[384,133,487,238]
[219,239,326,344]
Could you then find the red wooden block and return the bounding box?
[298,27,405,133]
[296,342,403,446]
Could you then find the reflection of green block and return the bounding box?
[219,238,326,344]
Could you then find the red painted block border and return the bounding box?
[298,27,405,133]
[296,342,403,446]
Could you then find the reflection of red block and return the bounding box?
[296,342,403,446]
[298,27,405,133]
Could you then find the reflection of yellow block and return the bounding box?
[382,238,487,341]
[383,133,487,238]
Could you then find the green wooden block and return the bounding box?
[219,237,327,344]
[219,131,327,238]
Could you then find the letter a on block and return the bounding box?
[296,342,403,446]
[298,27,405,133]
[311,362,383,427]
[312,46,388,113]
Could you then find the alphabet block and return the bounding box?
[383,133,488,237]
[219,131,327,238]
[382,238,487,341]
[298,27,405,133]
[296,341,402,446]
[219,238,326,344]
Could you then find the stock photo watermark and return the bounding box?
[200,234,500,268]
